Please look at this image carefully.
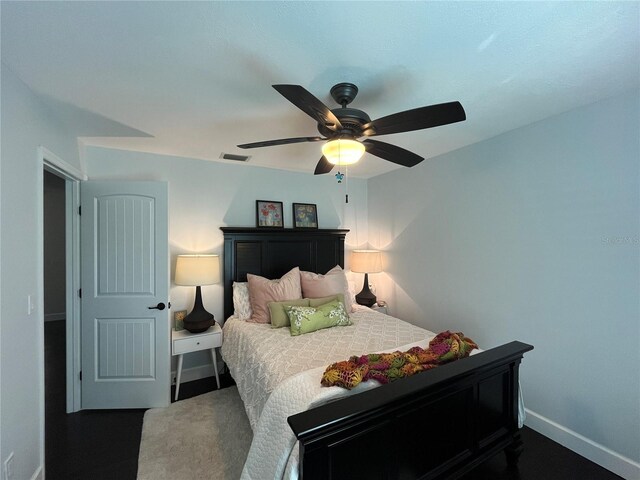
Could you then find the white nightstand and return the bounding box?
[172,323,222,401]
[370,303,389,315]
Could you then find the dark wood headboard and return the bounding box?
[220,227,349,320]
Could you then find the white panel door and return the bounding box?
[80,181,170,409]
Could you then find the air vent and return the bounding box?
[220,153,251,162]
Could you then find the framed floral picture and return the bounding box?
[256,200,284,228]
[293,203,318,229]
[174,310,187,331]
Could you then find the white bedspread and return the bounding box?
[221,306,434,430]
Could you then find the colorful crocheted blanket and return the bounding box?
[321,331,478,390]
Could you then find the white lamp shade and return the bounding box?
[350,250,383,274]
[175,254,220,286]
[322,139,365,165]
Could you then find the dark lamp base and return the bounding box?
[183,310,214,333]
[355,273,377,308]
[184,285,215,333]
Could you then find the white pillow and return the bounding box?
[346,279,357,311]
[232,282,253,320]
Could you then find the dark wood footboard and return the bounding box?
[288,341,533,480]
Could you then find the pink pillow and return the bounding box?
[300,266,355,312]
[247,267,302,323]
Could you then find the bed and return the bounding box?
[220,227,533,480]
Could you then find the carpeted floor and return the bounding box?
[137,386,252,480]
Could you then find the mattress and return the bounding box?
[221,306,438,479]
[220,306,435,431]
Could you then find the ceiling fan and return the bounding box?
[237,82,466,175]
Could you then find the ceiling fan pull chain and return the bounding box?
[345,164,349,204]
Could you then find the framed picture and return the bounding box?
[293,203,318,229]
[174,310,187,331]
[256,200,284,228]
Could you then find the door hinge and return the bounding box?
[78,288,82,298]
[79,371,82,381]
[78,205,81,215]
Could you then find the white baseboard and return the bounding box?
[525,408,640,479]
[171,362,223,386]
[44,312,65,322]
[30,465,43,480]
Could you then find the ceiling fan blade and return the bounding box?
[237,136,325,149]
[362,101,465,137]
[273,84,343,131]
[363,139,424,167]
[314,156,334,175]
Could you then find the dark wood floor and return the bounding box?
[45,320,622,480]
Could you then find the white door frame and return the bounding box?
[39,146,86,414]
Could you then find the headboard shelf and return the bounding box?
[221,227,349,320]
[220,227,350,236]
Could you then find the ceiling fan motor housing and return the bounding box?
[318,107,371,138]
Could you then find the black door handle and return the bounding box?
[148,302,166,311]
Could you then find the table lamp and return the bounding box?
[175,254,220,333]
[350,250,383,307]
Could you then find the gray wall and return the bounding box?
[43,170,66,319]
[1,66,82,480]
[367,90,640,465]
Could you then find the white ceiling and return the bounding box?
[2,1,638,178]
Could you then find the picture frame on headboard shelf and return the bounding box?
[256,200,284,228]
[292,203,318,229]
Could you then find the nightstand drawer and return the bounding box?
[173,332,221,355]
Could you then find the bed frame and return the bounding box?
[222,227,533,480]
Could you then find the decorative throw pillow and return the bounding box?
[247,267,302,323]
[286,299,352,336]
[268,298,310,328]
[300,266,354,312]
[308,293,345,308]
[232,282,253,320]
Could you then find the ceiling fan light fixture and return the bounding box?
[322,139,365,165]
